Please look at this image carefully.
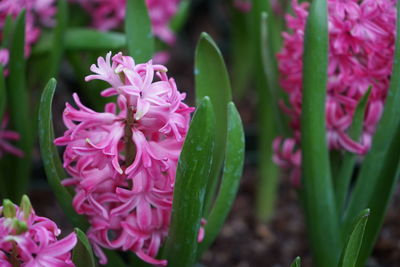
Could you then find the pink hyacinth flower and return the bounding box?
[274,0,396,184]
[0,115,23,158]
[72,0,180,45]
[0,196,77,266]
[0,0,56,57]
[55,52,197,265]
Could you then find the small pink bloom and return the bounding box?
[274,0,396,183]
[0,196,77,266]
[56,52,196,265]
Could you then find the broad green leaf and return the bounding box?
[230,7,255,98]
[354,122,400,266]
[163,97,215,267]
[73,228,96,267]
[291,257,301,267]
[125,0,154,62]
[0,66,6,122]
[251,3,281,222]
[2,16,14,48]
[7,10,33,201]
[194,32,232,214]
[335,89,370,214]
[344,0,400,230]
[260,12,289,137]
[339,209,369,267]
[38,78,88,230]
[300,0,340,266]
[170,0,190,32]
[197,102,245,256]
[33,29,126,53]
[103,250,126,267]
[47,0,68,79]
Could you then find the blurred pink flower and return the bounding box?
[0,48,9,76]
[55,52,195,265]
[0,197,77,266]
[274,0,396,183]
[0,0,56,57]
[234,0,252,13]
[73,0,180,45]
[0,115,23,158]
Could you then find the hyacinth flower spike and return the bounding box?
[274,0,396,183]
[55,52,196,265]
[0,195,77,266]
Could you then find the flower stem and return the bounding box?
[125,106,136,167]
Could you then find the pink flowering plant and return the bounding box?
[37,1,244,266]
[0,195,77,266]
[256,0,400,265]
[53,51,195,265]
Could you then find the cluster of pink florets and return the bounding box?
[0,198,77,266]
[274,0,396,184]
[55,52,194,265]
[73,0,181,45]
[0,0,56,57]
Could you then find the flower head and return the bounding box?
[0,0,56,56]
[0,195,77,266]
[274,0,396,183]
[55,52,195,265]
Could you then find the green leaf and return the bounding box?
[344,0,400,230]
[250,4,281,222]
[125,0,154,62]
[170,0,190,32]
[1,15,14,48]
[0,66,6,122]
[7,10,33,201]
[353,122,400,266]
[291,256,301,267]
[230,12,254,98]
[33,29,126,53]
[300,0,340,266]
[163,97,215,267]
[47,0,68,79]
[38,78,88,230]
[103,250,126,267]
[194,32,232,214]
[335,89,370,214]
[73,228,96,267]
[260,12,289,137]
[339,209,370,267]
[197,102,245,256]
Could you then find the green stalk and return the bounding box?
[7,11,33,201]
[253,0,282,222]
[300,0,340,266]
